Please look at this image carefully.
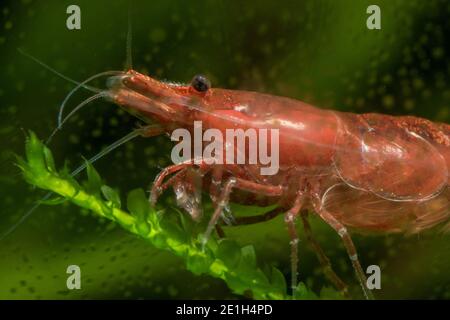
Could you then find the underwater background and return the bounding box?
[0,0,449,299]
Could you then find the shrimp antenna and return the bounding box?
[17,48,100,93]
[0,127,154,241]
[47,91,109,144]
[18,48,124,144]
[125,0,133,70]
[56,70,124,131]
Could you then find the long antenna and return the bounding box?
[125,0,133,70]
[18,48,100,93]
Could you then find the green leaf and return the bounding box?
[178,209,194,235]
[127,188,149,221]
[293,282,318,300]
[319,286,344,300]
[101,185,121,208]
[59,163,81,190]
[197,233,218,252]
[14,154,27,171]
[43,145,57,173]
[25,131,46,174]
[151,233,167,249]
[236,245,259,279]
[16,155,33,184]
[217,239,241,269]
[225,273,248,294]
[186,253,213,275]
[127,189,151,238]
[84,159,102,195]
[270,267,287,294]
[253,268,271,288]
[127,188,151,234]
[160,219,187,244]
[38,196,67,206]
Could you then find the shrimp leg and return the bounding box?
[230,207,284,225]
[149,160,212,205]
[312,199,374,300]
[219,192,304,293]
[208,166,236,225]
[220,206,349,297]
[169,167,228,238]
[300,211,350,298]
[284,192,305,294]
[202,178,283,246]
[220,207,349,297]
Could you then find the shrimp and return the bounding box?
[13,9,448,298]
[97,70,450,299]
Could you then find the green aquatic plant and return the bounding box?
[17,132,341,300]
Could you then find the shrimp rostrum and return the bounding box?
[98,70,449,299]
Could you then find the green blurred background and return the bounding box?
[0,0,449,299]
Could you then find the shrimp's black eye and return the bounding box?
[191,74,211,92]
